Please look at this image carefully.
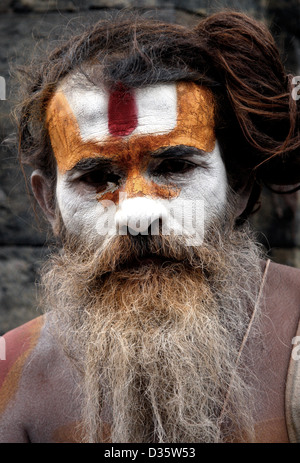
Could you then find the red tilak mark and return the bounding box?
[108,84,138,137]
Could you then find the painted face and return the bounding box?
[46,72,228,244]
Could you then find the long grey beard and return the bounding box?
[42,217,263,443]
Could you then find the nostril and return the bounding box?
[117,218,163,236]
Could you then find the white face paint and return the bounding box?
[63,81,178,142]
[48,76,228,246]
[56,142,228,246]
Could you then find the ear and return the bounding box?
[31,170,56,228]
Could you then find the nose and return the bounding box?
[115,197,167,236]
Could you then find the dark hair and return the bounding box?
[16,10,300,214]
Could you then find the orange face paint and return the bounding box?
[96,174,180,203]
[46,81,216,202]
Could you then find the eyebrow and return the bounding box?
[68,145,207,173]
[151,145,207,159]
[68,158,114,172]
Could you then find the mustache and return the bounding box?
[111,234,197,265]
[62,231,218,277]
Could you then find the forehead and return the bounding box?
[46,72,216,173]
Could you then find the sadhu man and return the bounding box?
[0,11,300,443]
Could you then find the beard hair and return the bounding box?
[41,201,264,443]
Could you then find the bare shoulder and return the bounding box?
[0,315,82,442]
[0,317,45,414]
[0,316,45,442]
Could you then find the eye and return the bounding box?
[79,170,121,191]
[154,159,196,176]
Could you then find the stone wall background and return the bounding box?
[0,0,299,334]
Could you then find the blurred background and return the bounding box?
[0,0,299,334]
